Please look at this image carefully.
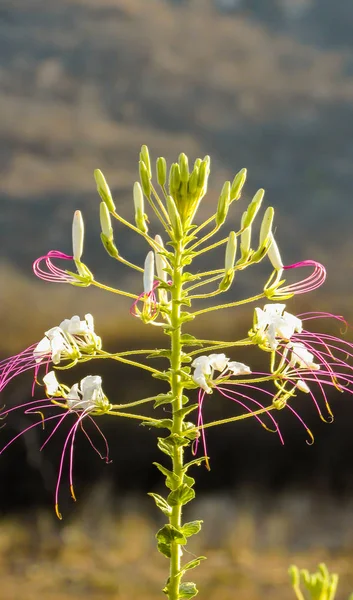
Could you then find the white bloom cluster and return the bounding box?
[191,353,251,394]
[254,303,302,350]
[33,314,101,365]
[43,371,109,412]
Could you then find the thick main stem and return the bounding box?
[168,239,185,600]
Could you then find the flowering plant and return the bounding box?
[1,147,352,599]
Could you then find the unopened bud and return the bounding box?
[198,156,210,194]
[154,235,168,282]
[72,210,84,261]
[166,195,183,240]
[143,251,155,294]
[99,202,113,240]
[94,169,116,212]
[242,189,265,229]
[216,181,231,227]
[133,182,148,233]
[169,163,181,197]
[219,270,234,292]
[140,145,151,179]
[225,231,237,272]
[194,158,202,170]
[156,157,167,187]
[268,234,283,270]
[179,153,189,183]
[230,168,247,202]
[288,565,300,587]
[187,167,199,197]
[240,212,251,259]
[259,206,274,245]
[139,161,151,198]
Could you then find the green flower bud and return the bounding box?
[179,153,189,183]
[230,168,247,202]
[187,166,199,197]
[194,157,202,170]
[198,156,210,194]
[99,202,113,240]
[219,270,234,292]
[259,206,274,245]
[94,169,116,212]
[216,181,231,227]
[288,565,300,587]
[169,163,181,197]
[166,195,183,240]
[240,212,251,260]
[242,189,264,229]
[225,231,237,272]
[133,182,148,234]
[100,233,119,259]
[140,144,151,179]
[156,157,167,187]
[139,161,151,198]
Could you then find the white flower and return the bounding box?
[143,251,155,295]
[67,375,108,412]
[191,353,251,393]
[289,342,320,371]
[43,371,60,396]
[34,326,73,365]
[254,304,302,350]
[228,361,251,375]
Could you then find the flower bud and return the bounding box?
[72,210,84,261]
[99,202,113,240]
[259,206,274,245]
[225,231,237,272]
[94,169,116,212]
[169,163,181,197]
[240,212,251,260]
[242,189,264,229]
[197,156,210,194]
[288,565,300,588]
[143,251,155,294]
[218,271,234,292]
[230,167,247,202]
[187,166,199,196]
[268,234,283,270]
[194,157,202,170]
[154,235,168,282]
[156,157,167,187]
[133,182,148,233]
[216,181,231,227]
[140,144,151,179]
[139,161,151,198]
[166,195,183,240]
[179,153,189,183]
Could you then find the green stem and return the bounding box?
[168,238,185,600]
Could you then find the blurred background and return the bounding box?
[1,0,353,598]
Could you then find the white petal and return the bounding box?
[33,336,51,363]
[191,356,212,374]
[208,353,229,372]
[192,369,212,394]
[228,361,251,375]
[85,313,94,331]
[297,379,310,393]
[143,251,155,294]
[67,383,81,402]
[43,371,60,395]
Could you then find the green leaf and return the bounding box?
[183,474,195,487]
[180,557,207,574]
[182,520,203,537]
[183,457,208,471]
[179,582,198,599]
[181,421,199,440]
[154,393,174,408]
[163,434,191,449]
[157,437,174,457]
[180,312,195,323]
[148,493,172,516]
[141,419,173,430]
[158,541,171,558]
[153,462,181,490]
[156,524,187,546]
[147,349,172,359]
[168,484,195,507]
[174,404,199,419]
[152,371,171,382]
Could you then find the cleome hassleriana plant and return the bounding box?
[1,147,353,599]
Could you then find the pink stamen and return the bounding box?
[130,281,159,318]
[81,416,111,462]
[282,260,326,295]
[33,250,77,283]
